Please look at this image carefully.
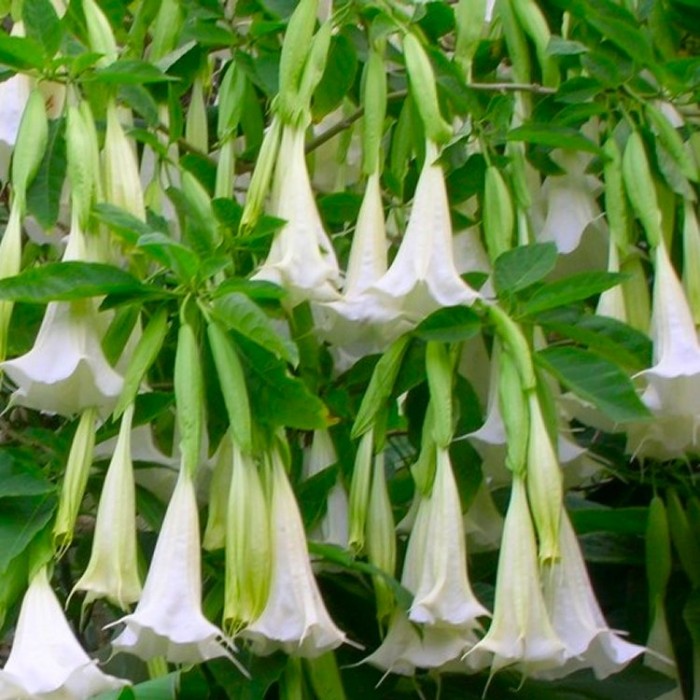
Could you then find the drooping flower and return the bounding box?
[1,214,123,417]
[252,123,341,306]
[0,566,128,700]
[72,404,142,609]
[539,510,645,679]
[109,468,235,664]
[370,141,480,323]
[639,240,700,419]
[467,476,566,675]
[409,447,489,629]
[241,448,346,658]
[535,149,602,254]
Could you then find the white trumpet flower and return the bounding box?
[1,217,123,417]
[539,511,645,679]
[109,469,234,664]
[72,404,142,609]
[242,450,346,658]
[253,124,341,306]
[0,567,127,700]
[409,447,489,628]
[370,141,480,322]
[468,477,566,675]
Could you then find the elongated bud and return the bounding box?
[682,202,700,325]
[483,166,514,261]
[621,253,651,332]
[622,130,663,248]
[186,76,209,154]
[225,443,271,632]
[53,408,98,554]
[603,138,630,251]
[83,0,118,65]
[366,452,396,624]
[240,116,282,231]
[525,391,563,562]
[182,170,219,249]
[295,20,332,118]
[498,348,529,476]
[646,495,672,608]
[361,48,387,176]
[497,0,532,85]
[488,305,536,389]
[403,33,452,145]
[207,321,252,453]
[175,322,204,478]
[277,0,319,121]
[426,342,453,448]
[66,106,95,227]
[348,428,374,553]
[645,103,699,182]
[509,0,558,87]
[215,138,236,199]
[103,102,146,220]
[11,89,49,206]
[411,403,436,495]
[0,203,23,361]
[455,0,487,79]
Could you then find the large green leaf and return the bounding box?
[93,203,155,245]
[0,34,46,70]
[494,243,557,296]
[0,451,54,499]
[523,272,625,315]
[238,337,328,430]
[413,306,481,342]
[138,233,201,282]
[214,292,299,366]
[92,673,181,700]
[537,346,650,423]
[22,0,62,56]
[0,493,56,574]
[90,59,177,85]
[0,262,152,302]
[312,33,358,119]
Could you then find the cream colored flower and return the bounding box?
[0,567,127,700]
[242,448,346,657]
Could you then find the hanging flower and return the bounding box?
[241,448,346,658]
[109,468,236,665]
[72,404,142,610]
[1,216,123,417]
[539,510,645,679]
[370,141,480,323]
[467,476,566,675]
[0,566,128,700]
[252,123,341,306]
[409,447,489,629]
[535,149,602,254]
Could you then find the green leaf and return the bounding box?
[22,0,62,56]
[92,673,181,700]
[494,243,558,296]
[0,34,46,70]
[0,493,56,574]
[93,203,154,245]
[26,117,66,230]
[0,262,151,302]
[312,33,358,119]
[507,125,603,154]
[540,312,652,371]
[547,36,589,55]
[523,272,624,315]
[90,59,177,85]
[413,306,481,342]
[536,346,651,423]
[238,337,328,430]
[137,232,201,282]
[0,451,54,498]
[298,465,340,529]
[214,292,299,366]
[212,278,285,302]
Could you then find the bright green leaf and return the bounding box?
[494,243,558,296]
